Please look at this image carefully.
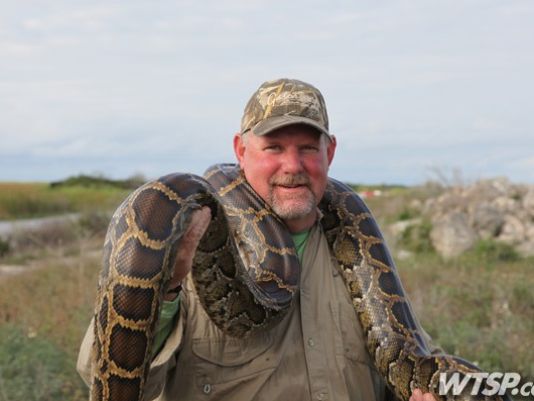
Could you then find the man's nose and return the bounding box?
[281,149,304,174]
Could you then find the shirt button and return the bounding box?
[307,338,315,347]
[203,384,212,394]
[317,392,328,400]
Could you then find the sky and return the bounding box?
[1,0,533,185]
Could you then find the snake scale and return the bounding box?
[90,163,510,401]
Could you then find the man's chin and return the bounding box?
[271,200,315,220]
[268,187,317,219]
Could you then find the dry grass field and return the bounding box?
[0,181,532,400]
[0,182,130,220]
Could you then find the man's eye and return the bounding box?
[264,145,281,152]
[301,146,319,153]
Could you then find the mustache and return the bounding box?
[269,173,311,187]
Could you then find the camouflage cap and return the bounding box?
[240,78,331,138]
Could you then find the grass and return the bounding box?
[1,234,531,400]
[0,182,130,220]
[0,324,87,401]
[0,181,531,400]
[0,177,127,401]
[0,238,101,401]
[396,251,534,379]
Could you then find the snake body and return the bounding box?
[90,163,510,401]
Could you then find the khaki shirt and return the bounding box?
[78,223,388,401]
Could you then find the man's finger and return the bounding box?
[181,207,212,247]
[185,207,212,244]
[168,207,212,287]
[423,392,437,401]
[174,207,212,265]
[411,388,423,401]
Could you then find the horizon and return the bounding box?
[2,168,527,189]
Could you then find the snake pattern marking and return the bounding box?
[90,163,510,401]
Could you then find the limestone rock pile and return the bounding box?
[422,178,534,258]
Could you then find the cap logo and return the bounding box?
[263,82,285,119]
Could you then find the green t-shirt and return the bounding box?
[152,229,311,357]
[291,229,311,261]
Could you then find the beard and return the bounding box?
[267,173,317,220]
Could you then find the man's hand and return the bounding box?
[410,388,437,401]
[164,207,211,301]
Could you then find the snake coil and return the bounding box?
[90,164,511,401]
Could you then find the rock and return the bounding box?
[396,249,414,260]
[468,202,504,239]
[388,218,422,238]
[523,188,534,216]
[497,215,526,244]
[430,212,477,259]
[516,240,534,257]
[491,196,519,214]
[409,199,423,211]
[432,192,465,214]
[411,178,533,258]
[463,178,508,202]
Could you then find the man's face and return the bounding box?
[234,124,336,231]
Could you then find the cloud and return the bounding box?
[1,0,533,184]
[20,5,117,32]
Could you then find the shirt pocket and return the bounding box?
[331,301,388,401]
[331,300,373,365]
[190,332,279,397]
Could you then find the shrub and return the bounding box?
[471,239,519,262]
[0,324,87,401]
[77,211,111,237]
[397,208,415,221]
[398,219,434,253]
[0,238,9,256]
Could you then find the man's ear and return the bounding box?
[233,133,246,168]
[326,135,337,166]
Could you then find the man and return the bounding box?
[78,78,436,401]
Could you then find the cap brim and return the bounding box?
[250,115,331,139]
